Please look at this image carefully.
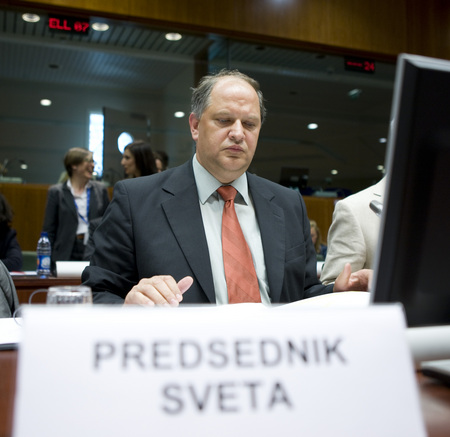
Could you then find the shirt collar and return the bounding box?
[67,179,92,196]
[192,154,250,205]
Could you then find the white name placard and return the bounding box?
[13,304,425,437]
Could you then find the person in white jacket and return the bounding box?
[320,177,385,285]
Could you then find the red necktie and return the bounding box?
[217,186,261,303]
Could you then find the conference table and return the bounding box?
[4,278,450,435]
[12,275,81,304]
[0,348,449,437]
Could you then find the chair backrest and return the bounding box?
[22,251,37,271]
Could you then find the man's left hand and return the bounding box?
[333,262,373,292]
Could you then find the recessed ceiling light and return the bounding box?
[40,99,52,107]
[348,88,362,99]
[174,111,185,118]
[91,22,109,31]
[117,132,134,153]
[331,169,338,175]
[307,123,318,130]
[165,32,182,41]
[379,137,387,143]
[22,13,40,23]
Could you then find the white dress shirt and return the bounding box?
[192,154,270,304]
[67,179,90,243]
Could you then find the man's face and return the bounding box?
[73,154,94,180]
[189,76,262,184]
[121,148,137,177]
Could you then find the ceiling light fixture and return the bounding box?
[348,88,362,99]
[379,137,387,143]
[174,111,185,118]
[91,22,109,32]
[331,169,338,175]
[307,123,318,130]
[117,132,134,153]
[165,32,182,41]
[22,13,40,23]
[40,99,52,107]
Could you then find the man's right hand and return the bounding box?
[124,275,193,306]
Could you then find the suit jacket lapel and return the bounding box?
[161,162,216,303]
[248,174,285,303]
[62,183,78,219]
[88,185,96,220]
[159,164,287,304]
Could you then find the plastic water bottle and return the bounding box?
[36,231,52,277]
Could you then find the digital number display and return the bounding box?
[48,15,90,35]
[344,58,376,74]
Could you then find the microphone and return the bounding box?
[369,200,383,217]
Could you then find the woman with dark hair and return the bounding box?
[0,193,22,271]
[154,150,169,172]
[42,147,110,264]
[121,140,158,178]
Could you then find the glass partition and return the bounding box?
[0,6,395,193]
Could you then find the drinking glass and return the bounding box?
[46,285,92,305]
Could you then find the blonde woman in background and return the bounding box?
[310,219,327,261]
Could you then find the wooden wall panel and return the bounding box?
[13,0,450,59]
[1,183,335,252]
[303,196,337,244]
[406,0,450,58]
[0,183,49,251]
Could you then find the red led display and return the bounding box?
[48,15,90,35]
[344,57,376,74]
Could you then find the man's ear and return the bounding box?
[189,113,200,141]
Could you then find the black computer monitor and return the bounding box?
[370,53,450,328]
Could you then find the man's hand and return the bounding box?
[124,275,194,306]
[333,263,373,292]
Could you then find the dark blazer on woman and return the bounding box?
[0,226,22,271]
[0,260,19,317]
[83,159,332,304]
[42,180,110,263]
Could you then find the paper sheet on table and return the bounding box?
[280,291,371,308]
[55,261,89,278]
[0,317,21,348]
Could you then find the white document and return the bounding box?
[55,261,89,278]
[0,317,22,348]
[13,304,425,437]
[280,290,370,308]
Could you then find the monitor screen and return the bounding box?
[370,53,450,328]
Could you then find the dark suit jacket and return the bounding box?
[0,226,22,272]
[0,260,19,318]
[43,181,110,263]
[82,160,333,304]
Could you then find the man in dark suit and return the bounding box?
[82,70,370,305]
